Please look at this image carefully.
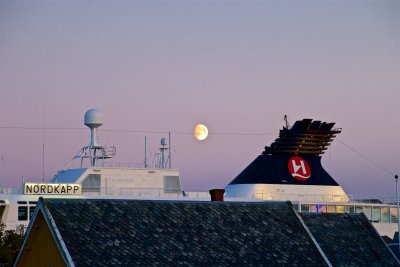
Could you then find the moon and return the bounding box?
[194,124,208,141]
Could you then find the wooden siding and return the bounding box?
[16,211,66,267]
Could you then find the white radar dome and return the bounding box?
[161,138,167,146]
[84,109,103,128]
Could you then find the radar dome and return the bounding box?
[161,138,167,146]
[84,109,103,128]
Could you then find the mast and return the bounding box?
[144,136,148,168]
[168,132,171,169]
[66,109,116,169]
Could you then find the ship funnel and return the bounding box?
[84,109,103,147]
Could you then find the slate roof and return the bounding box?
[17,199,399,267]
[39,199,329,266]
[389,244,400,261]
[300,212,399,267]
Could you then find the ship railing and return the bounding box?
[349,197,400,205]
[80,187,208,199]
[227,190,351,203]
[89,162,178,169]
[0,188,23,194]
[100,162,146,168]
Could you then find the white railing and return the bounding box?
[0,188,23,194]
[226,190,350,203]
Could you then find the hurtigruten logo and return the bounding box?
[288,156,311,181]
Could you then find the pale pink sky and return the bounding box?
[0,1,399,198]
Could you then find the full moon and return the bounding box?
[194,124,208,141]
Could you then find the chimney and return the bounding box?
[209,189,225,202]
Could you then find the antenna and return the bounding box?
[0,154,3,192]
[42,109,45,182]
[157,136,171,169]
[160,138,167,168]
[168,132,171,169]
[284,115,291,129]
[144,135,148,168]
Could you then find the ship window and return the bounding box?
[17,201,27,204]
[82,174,101,192]
[164,176,181,193]
[18,207,28,221]
[327,205,335,213]
[29,206,36,219]
[309,205,317,213]
[381,207,390,223]
[292,204,299,211]
[336,206,345,213]
[355,206,363,214]
[0,206,5,220]
[390,208,398,223]
[372,207,381,222]
[309,205,328,213]
[301,204,309,212]
[363,206,372,221]
[317,205,327,213]
[29,201,37,205]
[345,206,354,214]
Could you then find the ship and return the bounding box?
[224,117,398,238]
[0,110,398,239]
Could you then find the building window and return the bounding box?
[18,207,28,221]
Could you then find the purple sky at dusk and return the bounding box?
[0,1,399,198]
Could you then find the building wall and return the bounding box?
[16,211,66,267]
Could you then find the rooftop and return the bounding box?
[15,199,399,266]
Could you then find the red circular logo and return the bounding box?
[288,156,311,181]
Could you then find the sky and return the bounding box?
[0,0,399,198]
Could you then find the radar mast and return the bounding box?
[66,109,116,168]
